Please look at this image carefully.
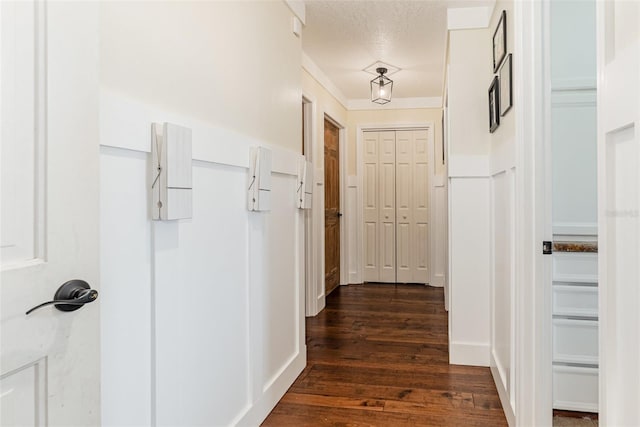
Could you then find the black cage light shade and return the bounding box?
[370,67,393,104]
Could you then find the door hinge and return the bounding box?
[543,241,553,255]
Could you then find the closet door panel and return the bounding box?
[397,223,412,282]
[361,129,431,284]
[415,223,430,282]
[413,130,430,283]
[396,131,412,282]
[379,131,396,282]
[363,132,380,281]
[396,164,411,210]
[364,222,378,274]
[380,221,396,282]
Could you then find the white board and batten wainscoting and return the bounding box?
[99,89,306,426]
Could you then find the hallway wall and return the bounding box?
[446,5,518,421]
[301,69,348,311]
[487,1,517,422]
[99,2,305,426]
[446,27,492,368]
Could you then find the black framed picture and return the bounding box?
[499,53,512,116]
[489,76,500,133]
[492,10,507,72]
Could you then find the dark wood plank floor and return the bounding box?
[262,284,507,426]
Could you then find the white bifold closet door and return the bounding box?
[363,129,429,284]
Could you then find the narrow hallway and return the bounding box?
[263,285,507,426]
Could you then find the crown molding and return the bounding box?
[284,0,305,25]
[347,97,442,111]
[447,4,495,30]
[302,52,349,109]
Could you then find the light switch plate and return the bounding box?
[151,122,193,220]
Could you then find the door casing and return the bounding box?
[323,117,341,294]
[302,94,347,316]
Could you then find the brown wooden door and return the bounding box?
[324,118,340,294]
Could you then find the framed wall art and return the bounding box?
[499,53,512,116]
[489,76,500,133]
[492,10,507,72]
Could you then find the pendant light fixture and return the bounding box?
[370,67,393,104]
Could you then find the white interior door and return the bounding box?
[362,129,431,284]
[412,130,430,283]
[396,131,412,282]
[378,131,396,282]
[396,131,417,283]
[396,130,430,283]
[597,1,640,425]
[0,2,100,425]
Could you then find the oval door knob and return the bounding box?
[336,212,343,218]
[403,215,407,219]
[26,280,98,315]
[385,215,389,219]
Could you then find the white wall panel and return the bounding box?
[153,164,252,426]
[100,94,305,427]
[432,185,448,288]
[262,174,300,385]
[449,177,490,365]
[100,147,152,427]
[491,171,513,399]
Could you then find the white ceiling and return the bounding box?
[302,0,494,102]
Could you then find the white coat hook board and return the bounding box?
[151,122,193,220]
[247,146,272,212]
[296,158,313,209]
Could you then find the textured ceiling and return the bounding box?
[302,0,493,100]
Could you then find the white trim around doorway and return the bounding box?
[302,91,348,317]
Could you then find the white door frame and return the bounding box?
[513,0,553,424]
[356,122,436,285]
[596,1,640,424]
[323,112,348,290]
[301,94,317,317]
[302,92,347,316]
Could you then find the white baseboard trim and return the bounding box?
[490,364,516,426]
[235,347,306,426]
[449,342,490,366]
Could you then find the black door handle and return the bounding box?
[337,212,343,217]
[26,280,98,315]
